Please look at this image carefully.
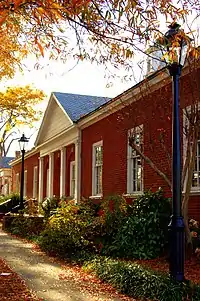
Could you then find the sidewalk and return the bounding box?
[0,227,134,301]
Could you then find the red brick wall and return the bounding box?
[12,152,39,199]
[81,70,200,221]
[81,81,173,198]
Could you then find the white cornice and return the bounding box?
[9,147,39,166]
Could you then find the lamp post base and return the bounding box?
[168,215,185,282]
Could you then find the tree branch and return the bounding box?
[129,137,172,189]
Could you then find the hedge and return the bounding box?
[3,215,45,238]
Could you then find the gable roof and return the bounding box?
[53,92,110,122]
[0,157,14,168]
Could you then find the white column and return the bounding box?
[49,152,54,198]
[8,176,12,194]
[74,135,81,203]
[38,157,44,203]
[2,176,5,195]
[60,147,66,198]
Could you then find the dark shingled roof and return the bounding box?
[53,92,110,122]
[0,157,14,168]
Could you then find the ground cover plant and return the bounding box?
[82,257,200,301]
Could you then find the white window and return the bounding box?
[92,141,103,196]
[183,106,200,192]
[70,161,76,198]
[191,141,200,190]
[127,125,143,194]
[16,173,20,193]
[33,166,38,198]
[24,170,27,198]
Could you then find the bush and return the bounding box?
[5,216,45,238]
[83,257,200,301]
[96,195,128,253]
[37,202,96,256]
[102,189,171,259]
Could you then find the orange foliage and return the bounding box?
[0,85,45,156]
[0,0,198,74]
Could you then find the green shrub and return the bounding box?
[7,216,45,238]
[96,195,128,253]
[102,190,171,259]
[83,257,200,301]
[99,195,127,232]
[37,202,95,256]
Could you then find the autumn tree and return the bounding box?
[0,85,44,156]
[0,0,199,78]
[0,27,28,81]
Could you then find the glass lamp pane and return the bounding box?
[179,43,188,66]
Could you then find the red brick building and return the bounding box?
[9,65,200,221]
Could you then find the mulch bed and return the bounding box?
[134,257,200,284]
[0,258,42,301]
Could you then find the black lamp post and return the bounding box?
[163,23,189,282]
[18,133,29,210]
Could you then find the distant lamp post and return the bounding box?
[18,133,29,210]
[163,22,189,281]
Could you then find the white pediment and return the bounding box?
[35,94,73,146]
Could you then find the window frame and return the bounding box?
[127,125,143,195]
[92,140,103,197]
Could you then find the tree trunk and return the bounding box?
[181,131,197,258]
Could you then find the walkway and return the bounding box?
[0,228,133,301]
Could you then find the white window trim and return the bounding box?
[33,166,38,199]
[70,161,76,198]
[127,125,143,195]
[183,105,200,193]
[92,140,103,197]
